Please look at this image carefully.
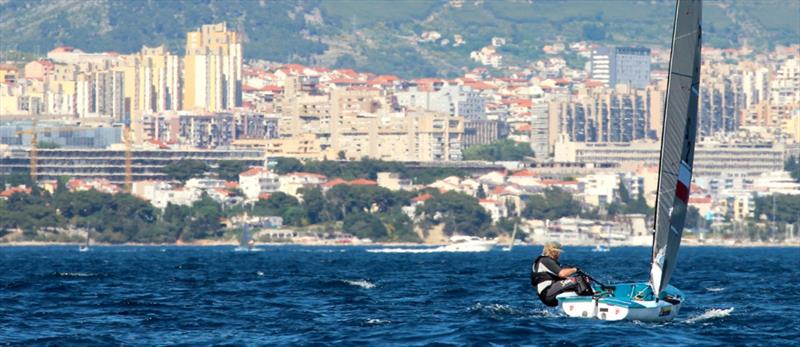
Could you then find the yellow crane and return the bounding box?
[15,123,86,181]
[123,125,133,193]
[11,117,133,191]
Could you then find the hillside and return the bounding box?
[0,0,797,77]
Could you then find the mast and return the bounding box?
[650,0,702,297]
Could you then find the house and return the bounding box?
[479,198,508,222]
[377,172,413,191]
[279,172,328,197]
[239,167,280,201]
[508,169,539,187]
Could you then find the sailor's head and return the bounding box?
[542,241,564,259]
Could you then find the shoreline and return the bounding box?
[1,241,798,248]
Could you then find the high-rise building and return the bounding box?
[394,84,485,120]
[550,86,657,145]
[591,47,651,88]
[183,22,243,112]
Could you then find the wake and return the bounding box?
[343,279,375,289]
[684,307,734,324]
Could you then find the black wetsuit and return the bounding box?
[530,256,592,307]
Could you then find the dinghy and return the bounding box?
[557,0,701,322]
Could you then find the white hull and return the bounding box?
[557,284,684,322]
[559,297,681,321]
[438,240,496,252]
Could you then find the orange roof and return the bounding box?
[689,196,712,204]
[240,167,270,177]
[412,193,433,203]
[0,186,31,198]
[541,179,579,186]
[329,78,364,85]
[322,178,348,188]
[349,178,377,186]
[224,181,239,189]
[516,124,532,132]
[286,172,327,179]
[511,170,536,177]
[258,193,272,200]
[479,198,498,204]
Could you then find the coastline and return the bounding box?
[2,240,798,248]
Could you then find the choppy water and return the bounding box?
[1,246,798,345]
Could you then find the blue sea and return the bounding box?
[1,245,798,346]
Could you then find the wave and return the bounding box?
[468,303,518,316]
[684,307,734,324]
[257,271,265,276]
[343,279,375,289]
[367,247,438,253]
[366,246,480,253]
[705,287,726,292]
[365,318,391,325]
[52,272,98,278]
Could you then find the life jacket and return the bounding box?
[530,255,561,297]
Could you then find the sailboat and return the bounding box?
[502,223,518,251]
[79,229,90,252]
[592,226,611,253]
[235,224,260,252]
[557,0,701,322]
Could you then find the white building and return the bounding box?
[377,172,413,191]
[395,84,485,120]
[239,167,280,201]
[279,172,328,197]
[579,173,619,206]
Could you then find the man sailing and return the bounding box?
[531,241,594,307]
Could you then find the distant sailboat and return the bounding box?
[79,229,90,252]
[502,223,518,251]
[235,224,260,252]
[557,0,701,321]
[593,226,611,252]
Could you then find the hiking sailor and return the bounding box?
[531,241,593,307]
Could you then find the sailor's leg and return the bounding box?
[544,278,581,305]
[575,276,594,296]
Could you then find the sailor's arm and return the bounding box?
[558,267,578,278]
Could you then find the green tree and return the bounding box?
[217,161,250,181]
[417,191,491,236]
[521,187,580,220]
[463,139,534,161]
[476,184,486,199]
[300,187,327,224]
[163,160,209,182]
[343,212,387,240]
[272,157,304,174]
[785,155,800,182]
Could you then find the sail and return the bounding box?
[240,225,252,247]
[650,0,702,296]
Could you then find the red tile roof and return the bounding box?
[349,178,378,186]
[412,193,433,203]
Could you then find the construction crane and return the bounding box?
[15,122,86,181]
[123,124,133,193]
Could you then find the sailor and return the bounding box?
[530,241,593,307]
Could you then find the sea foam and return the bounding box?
[685,307,734,324]
[344,279,375,289]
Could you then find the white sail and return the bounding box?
[650,0,702,296]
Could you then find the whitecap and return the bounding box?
[57,272,95,277]
[365,318,390,325]
[256,271,264,276]
[468,303,517,315]
[684,307,734,324]
[344,279,375,289]
[367,248,436,254]
[705,287,726,292]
